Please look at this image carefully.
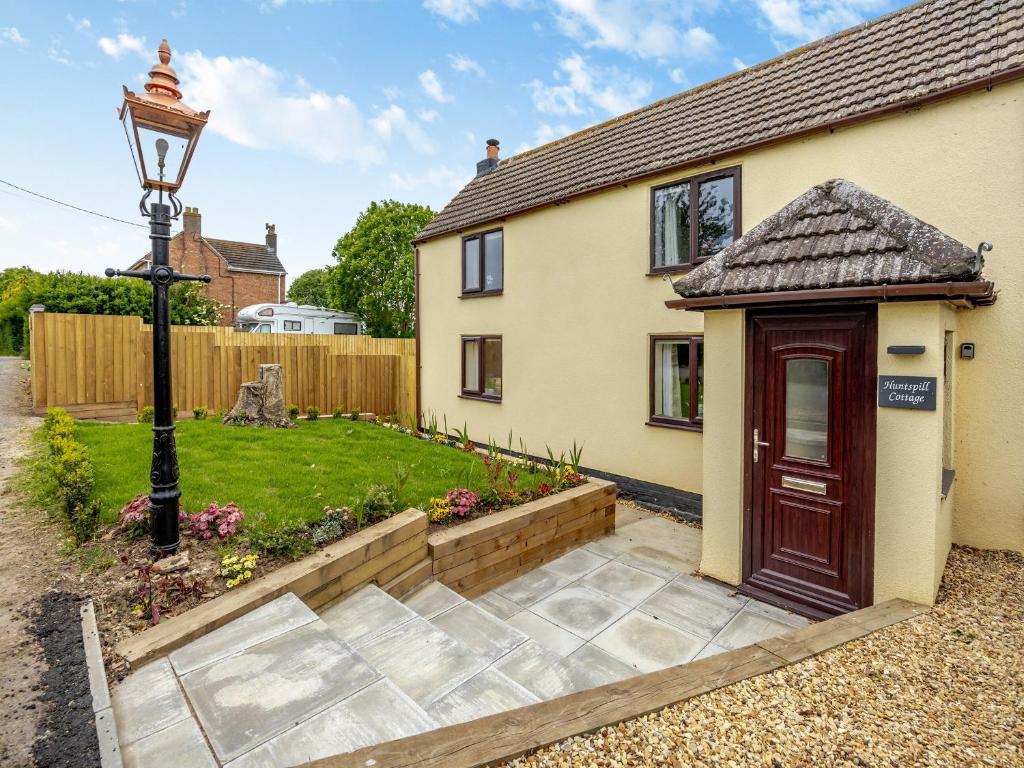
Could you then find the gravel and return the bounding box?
[509,545,1023,767]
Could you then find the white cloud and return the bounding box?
[528,52,650,118]
[382,86,400,100]
[669,67,686,85]
[1,27,28,46]
[732,56,748,70]
[448,53,486,76]
[753,0,888,43]
[178,51,384,165]
[389,164,466,193]
[423,0,490,23]
[515,122,574,153]
[97,33,147,59]
[48,36,72,66]
[551,0,717,60]
[370,104,436,154]
[68,15,91,32]
[419,69,452,103]
[417,108,440,123]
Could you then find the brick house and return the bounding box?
[129,207,287,325]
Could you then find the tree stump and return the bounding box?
[222,364,295,428]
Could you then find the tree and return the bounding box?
[286,268,331,307]
[328,200,435,338]
[0,268,223,355]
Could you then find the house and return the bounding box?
[129,207,286,324]
[414,0,1024,617]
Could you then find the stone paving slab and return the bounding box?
[354,615,490,709]
[320,583,418,646]
[430,601,529,664]
[474,591,521,620]
[403,581,465,619]
[694,642,729,660]
[181,620,380,763]
[543,548,610,582]
[493,565,571,608]
[584,517,701,575]
[493,640,583,700]
[580,560,668,605]
[590,610,707,673]
[427,668,540,727]
[111,657,192,747]
[121,715,217,768]
[712,607,805,650]
[169,592,318,675]
[565,643,638,686]
[224,679,437,768]
[638,579,744,640]
[506,610,586,657]
[529,585,633,640]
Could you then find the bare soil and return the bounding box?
[0,357,69,767]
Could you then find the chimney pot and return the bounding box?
[183,206,201,239]
[266,223,278,253]
[476,139,500,178]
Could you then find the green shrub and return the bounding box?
[332,406,344,419]
[360,483,397,524]
[43,407,73,435]
[247,525,315,560]
[137,406,155,423]
[212,408,227,421]
[67,500,102,546]
[192,406,208,420]
[288,404,300,420]
[350,409,359,421]
[305,406,320,421]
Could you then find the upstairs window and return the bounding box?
[463,229,503,295]
[651,168,740,273]
[462,335,502,400]
[649,335,704,429]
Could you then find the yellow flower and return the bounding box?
[243,570,252,579]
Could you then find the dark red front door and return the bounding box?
[744,307,876,618]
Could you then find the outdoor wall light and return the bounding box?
[105,39,211,556]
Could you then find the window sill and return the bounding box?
[647,266,695,277]
[459,393,502,403]
[459,290,504,299]
[646,419,703,433]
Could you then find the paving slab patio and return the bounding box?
[110,510,811,767]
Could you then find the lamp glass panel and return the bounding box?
[137,126,187,185]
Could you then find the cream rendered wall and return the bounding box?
[696,310,745,585]
[419,79,1024,563]
[418,188,706,493]
[874,303,947,605]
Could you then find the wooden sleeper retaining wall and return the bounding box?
[428,479,616,599]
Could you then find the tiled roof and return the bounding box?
[673,179,981,297]
[205,238,286,274]
[416,0,1024,242]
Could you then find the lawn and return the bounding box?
[77,419,547,531]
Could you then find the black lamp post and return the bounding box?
[106,39,211,556]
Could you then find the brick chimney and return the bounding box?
[183,206,201,240]
[266,223,277,254]
[475,139,500,177]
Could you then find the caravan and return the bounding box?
[234,303,362,335]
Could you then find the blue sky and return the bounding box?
[0,0,897,283]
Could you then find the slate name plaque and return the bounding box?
[877,375,937,410]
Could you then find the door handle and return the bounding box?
[753,428,770,464]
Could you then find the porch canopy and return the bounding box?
[667,179,995,310]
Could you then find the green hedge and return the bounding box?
[42,408,99,544]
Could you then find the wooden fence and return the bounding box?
[28,312,417,421]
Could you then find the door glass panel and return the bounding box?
[785,358,828,461]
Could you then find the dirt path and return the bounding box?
[0,357,67,767]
